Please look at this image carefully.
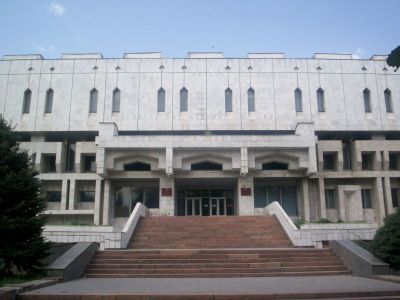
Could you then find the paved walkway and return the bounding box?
[22,275,400,298]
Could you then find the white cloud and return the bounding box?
[49,2,66,16]
[32,43,56,54]
[353,48,366,59]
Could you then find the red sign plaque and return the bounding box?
[161,188,172,196]
[241,187,252,196]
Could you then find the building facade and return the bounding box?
[1,52,399,229]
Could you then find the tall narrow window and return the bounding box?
[180,87,188,112]
[225,88,232,112]
[89,88,98,113]
[22,89,32,113]
[248,87,255,112]
[295,88,302,112]
[317,88,325,112]
[363,88,371,113]
[384,89,393,113]
[45,88,53,113]
[157,88,165,112]
[112,88,120,112]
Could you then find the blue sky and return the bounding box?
[0,0,398,59]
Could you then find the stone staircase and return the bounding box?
[84,216,350,278]
[129,215,292,249]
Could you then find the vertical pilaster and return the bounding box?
[60,179,68,210]
[94,179,103,225]
[318,177,327,219]
[68,179,77,210]
[240,147,248,175]
[237,176,254,215]
[374,177,386,226]
[383,176,394,215]
[102,179,111,225]
[166,147,173,175]
[301,178,310,221]
[159,175,174,216]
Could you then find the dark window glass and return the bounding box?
[191,162,223,171]
[295,88,302,112]
[363,88,371,113]
[391,188,399,208]
[89,88,98,113]
[262,162,288,170]
[45,88,53,113]
[80,191,95,202]
[180,87,188,112]
[325,189,336,209]
[225,88,233,112]
[317,88,325,112]
[248,87,255,112]
[384,89,393,113]
[47,191,61,202]
[22,89,32,113]
[124,162,151,171]
[362,153,374,170]
[157,88,165,112]
[389,153,399,170]
[112,88,121,112]
[361,189,372,209]
[42,154,56,172]
[342,142,352,170]
[323,153,336,170]
[83,155,96,172]
[114,186,159,217]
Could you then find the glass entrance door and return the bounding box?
[185,198,201,216]
[210,198,226,216]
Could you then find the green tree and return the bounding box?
[0,115,49,276]
[387,46,400,72]
[370,208,400,270]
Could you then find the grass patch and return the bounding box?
[0,274,42,288]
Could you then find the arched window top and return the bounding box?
[225,88,233,112]
[124,162,151,171]
[180,87,188,112]
[384,88,393,113]
[89,88,98,113]
[113,87,120,94]
[363,88,371,113]
[191,161,223,171]
[157,87,165,112]
[247,87,255,112]
[22,89,32,113]
[295,88,302,112]
[262,162,289,170]
[112,87,121,113]
[317,87,325,112]
[45,88,54,113]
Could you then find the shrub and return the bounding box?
[370,208,400,270]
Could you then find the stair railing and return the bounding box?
[120,202,149,248]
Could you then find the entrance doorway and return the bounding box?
[185,197,227,216]
[178,188,234,216]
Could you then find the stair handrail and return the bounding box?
[264,201,299,244]
[121,202,149,248]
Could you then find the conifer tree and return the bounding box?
[0,115,49,275]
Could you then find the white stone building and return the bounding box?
[1,51,399,231]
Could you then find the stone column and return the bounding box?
[383,176,394,216]
[102,179,112,225]
[68,179,77,210]
[94,179,103,225]
[301,178,310,221]
[374,177,386,226]
[159,175,174,216]
[60,179,68,210]
[237,176,254,215]
[318,177,327,219]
